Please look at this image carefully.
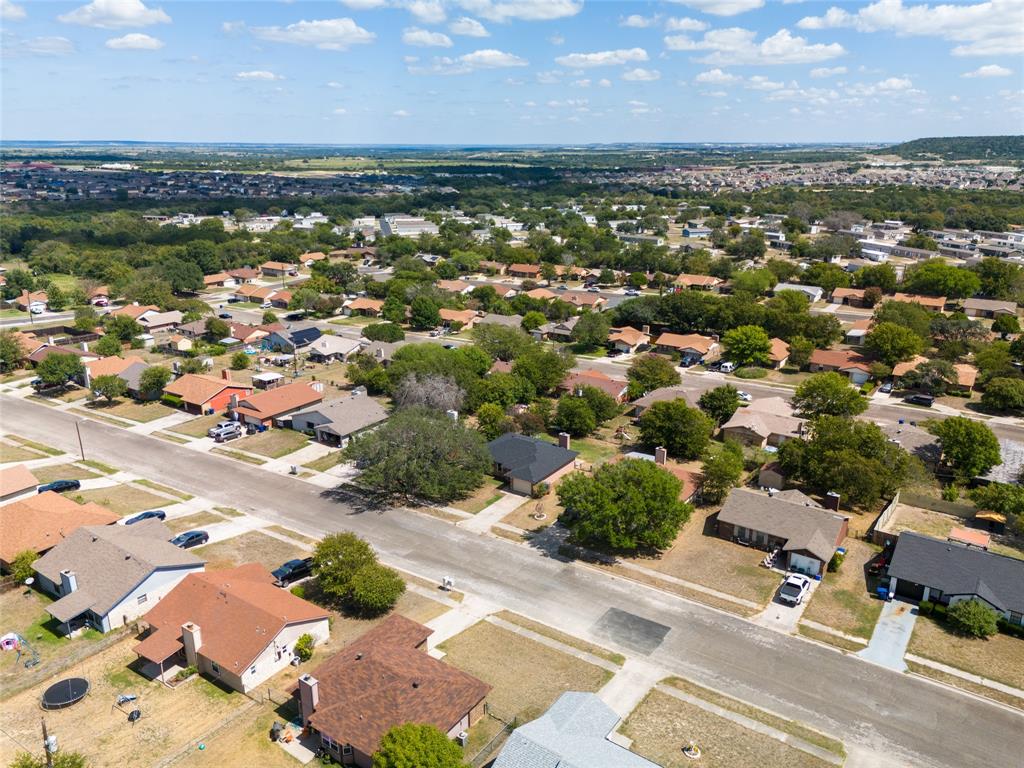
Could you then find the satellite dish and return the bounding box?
[23,577,34,587]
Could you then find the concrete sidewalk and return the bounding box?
[597,658,664,718]
[457,491,526,533]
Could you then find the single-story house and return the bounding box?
[509,263,541,279]
[227,268,259,283]
[630,386,696,417]
[559,370,629,403]
[203,272,235,288]
[887,532,1023,625]
[438,308,478,330]
[608,325,650,354]
[844,319,872,345]
[269,290,292,309]
[493,692,662,768]
[28,345,100,368]
[953,363,978,392]
[563,293,605,311]
[137,310,183,333]
[33,520,204,634]
[524,287,558,302]
[720,397,804,448]
[830,287,869,307]
[307,335,362,363]
[109,303,159,321]
[890,293,946,312]
[436,279,473,295]
[768,337,790,369]
[774,283,823,303]
[234,284,275,303]
[0,464,39,504]
[477,313,524,329]
[162,372,252,415]
[117,361,159,399]
[14,290,48,312]
[674,273,723,292]
[298,615,491,767]
[343,298,384,318]
[891,355,932,382]
[300,252,327,268]
[231,381,324,428]
[619,449,702,504]
[260,261,297,277]
[881,423,942,469]
[478,260,507,275]
[290,393,389,446]
[717,488,849,577]
[164,334,193,353]
[654,332,720,363]
[84,354,148,386]
[962,297,1017,319]
[263,321,322,351]
[758,461,786,491]
[487,433,579,495]
[533,316,579,342]
[89,286,111,306]
[134,564,330,690]
[807,348,872,385]
[1,492,118,572]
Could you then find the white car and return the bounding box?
[737,391,752,402]
[778,574,812,606]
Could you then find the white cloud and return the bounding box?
[963,64,1012,78]
[536,70,562,83]
[572,78,590,87]
[393,109,411,117]
[14,36,76,55]
[764,85,840,105]
[403,27,453,47]
[597,77,612,87]
[222,20,245,34]
[58,0,170,28]
[667,0,764,16]
[665,27,845,65]
[340,0,388,8]
[406,0,446,24]
[105,32,163,50]
[621,14,658,28]
[332,107,348,114]
[235,70,284,81]
[457,0,583,23]
[252,18,375,50]
[1,0,26,21]
[665,17,707,32]
[746,74,783,90]
[622,67,661,81]
[797,0,1023,57]
[411,48,528,74]
[548,34,565,45]
[403,54,420,63]
[449,16,489,36]
[555,47,648,68]
[695,67,740,84]
[810,65,847,78]
[326,81,344,88]
[876,76,913,91]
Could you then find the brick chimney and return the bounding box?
[654,446,667,465]
[642,325,650,335]
[221,368,231,381]
[824,491,841,511]
[558,432,571,450]
[298,674,319,725]
[181,622,202,667]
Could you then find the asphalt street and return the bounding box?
[2,395,1022,768]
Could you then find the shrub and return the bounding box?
[918,600,934,616]
[289,584,306,599]
[347,563,406,616]
[734,366,768,379]
[933,602,948,620]
[941,484,960,502]
[294,633,315,662]
[531,481,550,499]
[827,550,845,572]
[9,550,38,583]
[997,619,1024,639]
[947,599,999,638]
[230,351,250,370]
[174,664,198,682]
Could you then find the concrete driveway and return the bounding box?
[857,599,918,672]
[752,574,818,634]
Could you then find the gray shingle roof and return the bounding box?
[493,692,661,768]
[488,434,578,485]
[291,395,389,437]
[888,532,1024,615]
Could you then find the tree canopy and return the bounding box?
[637,399,713,460]
[791,372,868,419]
[928,416,1002,481]
[372,723,466,768]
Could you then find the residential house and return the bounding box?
[721,397,805,448]
[830,287,868,307]
[438,308,478,330]
[33,520,204,633]
[227,267,259,284]
[487,433,579,495]
[488,284,517,298]
[509,263,541,279]
[233,284,275,304]
[290,393,389,446]
[307,335,362,363]
[953,363,978,393]
[134,564,330,690]
[891,355,932,384]
[0,464,39,504]
[654,333,720,363]
[263,321,322,351]
[476,313,524,329]
[493,692,663,768]
[533,316,579,342]
[269,291,292,309]
[717,488,849,577]
[14,290,48,312]
[162,372,253,415]
[164,334,193,353]
[773,283,824,303]
[436,279,473,295]
[768,338,790,369]
[343,298,384,318]
[890,293,946,312]
[84,354,148,386]
[89,286,111,306]
[881,423,942,470]
[887,532,1024,626]
[137,310,183,334]
[844,319,872,346]
[758,462,786,491]
[807,349,872,385]
[673,273,723,292]
[109,303,159,321]
[563,292,605,311]
[359,340,404,365]
[260,261,297,277]
[0,492,117,572]
[298,615,490,767]
[608,326,650,354]
[478,260,507,275]
[300,252,328,268]
[28,345,99,368]
[630,386,696,417]
[117,361,160,399]
[962,297,1017,319]
[618,449,702,504]
[202,273,234,289]
[559,370,629,403]
[524,287,557,301]
[231,381,324,428]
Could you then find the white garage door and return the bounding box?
[789,554,821,576]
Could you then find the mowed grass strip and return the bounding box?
[166,510,226,534]
[494,611,625,666]
[234,429,309,458]
[70,484,175,516]
[134,478,194,500]
[7,436,63,455]
[210,447,267,465]
[0,443,44,463]
[30,463,99,484]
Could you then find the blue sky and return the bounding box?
[2,0,1022,144]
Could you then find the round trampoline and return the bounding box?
[41,677,90,710]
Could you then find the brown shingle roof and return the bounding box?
[655,332,717,354]
[163,373,251,408]
[0,492,118,565]
[560,370,628,400]
[307,615,490,757]
[346,297,384,312]
[233,381,322,421]
[0,464,39,497]
[608,326,649,347]
[808,348,872,373]
[109,304,158,320]
[674,273,722,288]
[86,355,146,379]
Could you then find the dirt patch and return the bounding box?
[908,616,1024,691]
[166,511,226,534]
[30,463,100,484]
[71,485,175,517]
[194,531,309,571]
[622,689,833,768]
[801,539,883,640]
[234,430,309,459]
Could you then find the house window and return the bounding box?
[1009,612,1023,627]
[211,662,220,675]
[321,735,336,750]
[250,666,257,675]
[137,594,148,605]
[342,745,353,756]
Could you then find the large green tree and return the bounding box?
[90,373,127,402]
[0,330,26,371]
[372,723,465,768]
[698,385,740,425]
[722,325,772,367]
[981,377,1024,414]
[554,396,597,437]
[792,372,868,418]
[312,532,377,604]
[700,441,745,503]
[904,260,980,299]
[36,352,85,388]
[929,416,1002,481]
[637,399,714,460]
[627,354,681,399]
[864,321,925,366]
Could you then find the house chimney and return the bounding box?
[229,394,239,409]
[181,622,202,667]
[374,348,384,360]
[558,432,571,450]
[654,446,667,465]
[221,368,231,381]
[298,674,319,725]
[824,491,841,511]
[642,325,650,336]
[59,570,78,595]
[47,336,56,346]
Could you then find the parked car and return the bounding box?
[211,423,244,442]
[38,479,81,494]
[125,510,167,525]
[879,381,893,394]
[778,574,811,606]
[170,530,209,549]
[227,297,241,304]
[429,329,441,337]
[260,301,273,309]
[904,393,935,407]
[719,362,736,374]
[587,287,600,293]
[556,285,568,291]
[207,420,237,438]
[737,391,752,402]
[624,289,640,296]
[217,312,232,319]
[272,557,314,587]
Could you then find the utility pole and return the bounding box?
[75,419,85,461]
[41,717,53,768]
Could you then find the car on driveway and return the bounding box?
[879,381,893,394]
[125,510,167,525]
[904,393,935,407]
[778,573,812,606]
[170,530,209,549]
[38,479,81,494]
[272,557,314,587]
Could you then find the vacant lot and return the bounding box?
[438,621,612,755]
[625,507,780,606]
[85,399,178,423]
[0,640,251,768]
[451,477,504,514]
[30,463,99,484]
[908,617,1024,691]
[622,690,833,768]
[235,429,309,458]
[70,485,174,517]
[166,510,227,534]
[801,538,882,640]
[194,530,309,571]
[169,413,225,438]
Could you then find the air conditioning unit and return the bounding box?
[456,731,468,747]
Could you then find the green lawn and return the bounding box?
[536,432,619,466]
[234,429,309,458]
[30,463,100,484]
[169,413,227,438]
[303,450,346,472]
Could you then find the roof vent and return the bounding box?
[412,681,420,689]
[355,652,363,660]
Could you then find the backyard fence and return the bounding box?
[469,707,518,768]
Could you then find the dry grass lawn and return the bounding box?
[302,450,345,472]
[625,507,780,606]
[451,477,504,514]
[194,530,309,571]
[501,489,561,532]
[494,611,625,666]
[438,621,612,755]
[29,463,100,484]
[174,703,298,768]
[85,399,177,423]
[885,504,1024,560]
[234,429,309,458]
[0,443,43,463]
[801,538,883,640]
[210,447,267,465]
[622,690,833,768]
[166,510,227,534]
[908,616,1024,691]
[71,485,175,517]
[169,413,227,438]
